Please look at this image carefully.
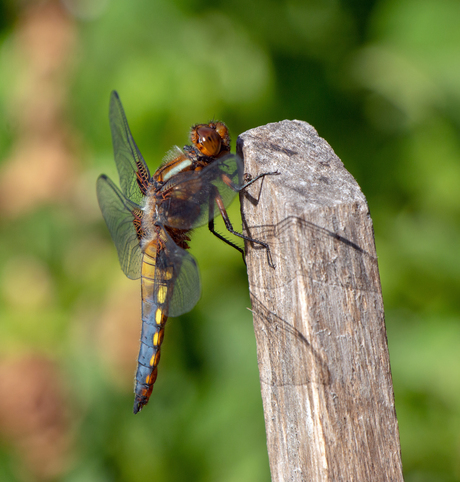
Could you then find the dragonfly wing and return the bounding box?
[154,227,201,317]
[162,153,243,230]
[110,91,150,205]
[97,174,143,280]
[203,152,243,217]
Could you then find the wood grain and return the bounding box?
[237,120,404,482]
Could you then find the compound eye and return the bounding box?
[215,122,229,144]
[195,125,221,157]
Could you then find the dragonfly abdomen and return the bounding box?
[133,245,171,414]
[133,311,166,413]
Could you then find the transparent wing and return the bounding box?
[97,174,143,280]
[159,153,243,230]
[154,227,201,317]
[110,91,150,205]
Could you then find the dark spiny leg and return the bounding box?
[208,215,246,264]
[237,171,279,192]
[220,170,279,192]
[212,186,275,268]
[208,190,245,263]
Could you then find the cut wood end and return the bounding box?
[237,119,367,212]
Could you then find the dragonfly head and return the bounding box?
[190,121,230,158]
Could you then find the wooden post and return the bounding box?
[237,121,404,482]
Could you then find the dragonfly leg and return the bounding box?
[208,216,246,264]
[220,170,280,192]
[237,171,280,192]
[211,187,275,269]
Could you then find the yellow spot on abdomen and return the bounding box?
[155,308,162,325]
[153,332,159,346]
[149,353,155,367]
[157,285,167,304]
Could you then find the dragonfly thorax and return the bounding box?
[140,192,160,242]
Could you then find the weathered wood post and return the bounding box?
[237,121,404,482]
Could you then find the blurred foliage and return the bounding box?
[0,0,459,481]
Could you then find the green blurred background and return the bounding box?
[0,0,459,480]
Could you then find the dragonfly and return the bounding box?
[97,91,273,413]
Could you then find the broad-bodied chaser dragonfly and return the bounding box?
[97,91,273,413]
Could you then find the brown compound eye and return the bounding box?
[214,122,230,150]
[192,125,222,157]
